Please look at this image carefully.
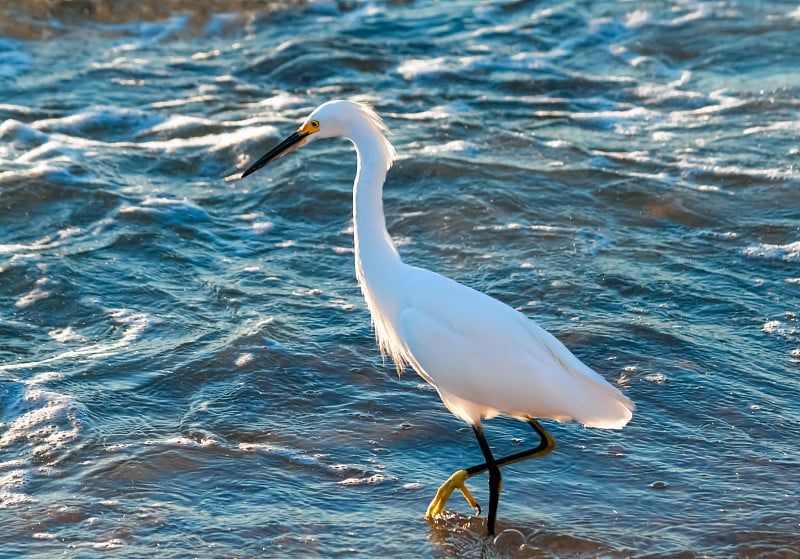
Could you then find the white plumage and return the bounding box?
[241,99,635,535]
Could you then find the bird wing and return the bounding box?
[396,267,634,428]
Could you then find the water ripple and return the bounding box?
[2,1,799,557]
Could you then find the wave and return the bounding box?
[743,241,800,263]
[0,309,150,373]
[0,375,85,508]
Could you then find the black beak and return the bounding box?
[240,130,309,179]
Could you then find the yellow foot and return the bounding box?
[425,469,481,519]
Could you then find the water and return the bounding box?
[1,1,798,557]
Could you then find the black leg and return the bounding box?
[472,423,501,535]
[465,419,556,477]
[425,419,556,531]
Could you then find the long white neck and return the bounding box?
[347,114,409,370]
[350,123,400,282]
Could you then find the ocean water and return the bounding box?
[1,1,798,557]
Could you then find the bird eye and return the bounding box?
[310,120,320,129]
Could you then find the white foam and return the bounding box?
[191,49,220,61]
[624,9,650,28]
[0,309,150,373]
[118,196,211,225]
[743,241,800,263]
[535,105,654,122]
[131,124,279,153]
[0,221,111,257]
[252,221,274,232]
[291,288,323,297]
[235,353,254,367]
[159,435,219,448]
[252,93,308,110]
[397,55,485,80]
[338,474,387,486]
[0,103,33,115]
[421,140,475,155]
[397,58,443,80]
[763,320,796,337]
[238,442,326,468]
[10,106,277,163]
[385,107,451,121]
[0,469,35,508]
[150,94,217,109]
[670,5,712,26]
[680,158,796,181]
[143,114,217,135]
[15,281,51,309]
[544,139,572,149]
[332,299,356,312]
[48,327,89,344]
[645,373,669,384]
[651,131,675,142]
[743,120,800,136]
[0,380,85,507]
[0,387,80,452]
[13,140,84,169]
[635,77,700,104]
[0,119,48,150]
[92,539,124,550]
[32,106,161,135]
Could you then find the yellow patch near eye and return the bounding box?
[299,120,320,135]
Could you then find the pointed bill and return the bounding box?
[240,130,309,179]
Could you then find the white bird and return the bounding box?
[241,100,635,536]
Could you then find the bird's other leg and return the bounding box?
[472,423,501,536]
[476,418,556,473]
[425,419,556,523]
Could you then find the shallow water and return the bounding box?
[1,1,799,557]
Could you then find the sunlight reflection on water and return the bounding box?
[1,1,799,557]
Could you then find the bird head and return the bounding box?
[240,100,393,179]
[240,100,361,179]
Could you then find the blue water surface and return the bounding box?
[1,1,798,557]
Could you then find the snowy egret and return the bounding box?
[241,100,635,535]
